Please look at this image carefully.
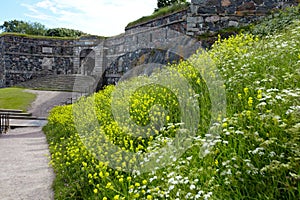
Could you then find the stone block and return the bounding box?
[256,6,268,14]
[205,15,220,23]
[228,21,239,27]
[198,7,217,14]
[236,10,256,16]
[191,0,205,5]
[187,23,197,29]
[198,23,204,30]
[253,0,263,5]
[187,27,200,32]
[190,5,199,14]
[206,0,219,6]
[221,16,230,22]
[187,17,197,23]
[221,0,231,7]
[186,32,195,36]
[187,16,204,23]
[237,2,256,11]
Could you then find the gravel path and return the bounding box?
[25,89,76,118]
[0,90,77,200]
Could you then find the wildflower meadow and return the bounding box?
[44,12,300,200]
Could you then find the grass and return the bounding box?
[0,87,36,111]
[126,3,189,29]
[44,7,300,200]
[0,32,77,40]
[0,32,106,40]
[249,5,300,37]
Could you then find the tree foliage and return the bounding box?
[45,28,86,37]
[156,0,186,10]
[0,20,87,38]
[0,20,47,36]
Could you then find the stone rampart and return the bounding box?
[187,0,298,36]
[0,0,298,89]
[0,34,74,87]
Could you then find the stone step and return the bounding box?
[9,119,48,128]
[1,111,47,129]
[0,109,23,113]
[0,112,32,117]
[6,115,40,120]
[16,74,97,92]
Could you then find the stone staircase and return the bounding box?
[16,74,98,92]
[0,109,47,130]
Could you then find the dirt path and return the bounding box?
[0,90,77,200]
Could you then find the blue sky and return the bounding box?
[0,0,159,36]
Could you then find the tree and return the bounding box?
[156,0,187,10]
[45,28,86,37]
[0,20,47,35]
[0,20,87,38]
[27,22,47,35]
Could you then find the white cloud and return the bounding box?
[22,0,157,36]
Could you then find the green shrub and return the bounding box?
[250,5,300,36]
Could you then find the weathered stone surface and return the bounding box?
[237,2,256,11]
[190,5,199,14]
[187,23,197,29]
[126,9,187,33]
[191,0,206,4]
[253,0,263,5]
[206,0,220,6]
[228,20,239,27]
[205,15,221,23]
[187,16,204,23]
[198,6,217,14]
[221,16,230,21]
[222,0,232,7]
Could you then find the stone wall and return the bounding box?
[0,34,75,87]
[0,0,298,89]
[73,36,106,77]
[187,0,298,36]
[125,9,188,34]
[101,27,200,86]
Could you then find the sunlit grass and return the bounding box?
[0,87,36,111]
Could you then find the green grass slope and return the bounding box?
[44,9,300,200]
[0,87,36,111]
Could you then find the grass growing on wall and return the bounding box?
[126,3,189,29]
[0,87,36,111]
[0,32,106,40]
[0,32,77,40]
[249,4,300,36]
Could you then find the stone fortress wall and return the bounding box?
[0,0,298,88]
[0,35,74,87]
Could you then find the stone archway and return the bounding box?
[79,49,95,75]
[100,48,184,87]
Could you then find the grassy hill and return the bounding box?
[44,6,300,200]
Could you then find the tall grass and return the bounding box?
[44,16,300,200]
